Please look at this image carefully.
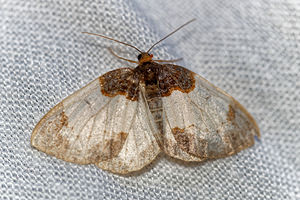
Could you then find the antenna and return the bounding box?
[82,32,143,53]
[146,18,196,53]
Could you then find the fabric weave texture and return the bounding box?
[0,0,299,199]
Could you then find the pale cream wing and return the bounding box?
[97,89,161,174]
[31,78,160,174]
[162,73,260,161]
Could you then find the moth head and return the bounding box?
[137,52,153,64]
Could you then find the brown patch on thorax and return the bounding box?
[99,62,196,101]
[136,62,196,98]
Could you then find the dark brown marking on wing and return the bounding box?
[45,105,68,143]
[158,64,195,97]
[171,126,208,158]
[110,131,128,158]
[99,68,139,101]
[96,131,129,162]
[88,143,102,163]
[32,103,70,157]
[227,104,236,122]
[171,127,191,152]
[223,102,257,154]
[60,111,68,126]
[170,124,254,160]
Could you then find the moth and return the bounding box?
[31,19,260,174]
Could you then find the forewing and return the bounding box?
[162,70,260,161]
[31,70,160,174]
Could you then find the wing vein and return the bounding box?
[66,98,113,156]
[64,86,100,118]
[187,95,210,131]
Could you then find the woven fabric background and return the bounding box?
[0,0,299,199]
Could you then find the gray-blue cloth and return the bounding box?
[0,0,299,199]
